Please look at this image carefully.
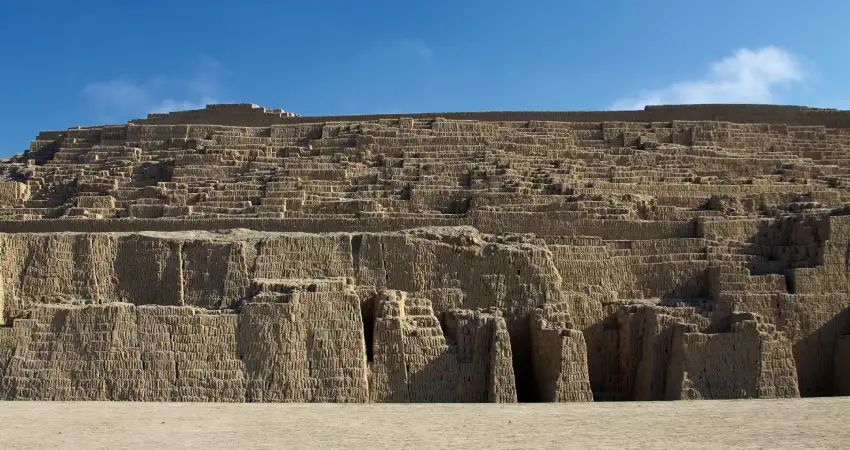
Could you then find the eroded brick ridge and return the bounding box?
[0,104,849,402]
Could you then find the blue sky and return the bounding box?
[1,1,848,157]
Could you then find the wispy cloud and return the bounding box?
[82,56,224,122]
[394,38,433,62]
[610,46,806,110]
[365,38,433,64]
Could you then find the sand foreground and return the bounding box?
[0,398,848,449]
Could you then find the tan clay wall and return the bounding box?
[0,291,370,401]
[4,107,850,403]
[368,290,517,402]
[0,232,356,314]
[665,317,799,400]
[666,327,762,400]
[0,226,836,401]
[0,182,29,206]
[530,305,593,402]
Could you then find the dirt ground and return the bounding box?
[0,398,848,449]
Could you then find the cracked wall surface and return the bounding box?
[1,104,850,402]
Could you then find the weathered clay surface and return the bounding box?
[1,103,849,402]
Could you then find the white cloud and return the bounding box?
[82,56,224,122]
[610,47,806,110]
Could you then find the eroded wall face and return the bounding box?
[369,290,517,402]
[0,226,840,402]
[1,304,245,401]
[721,216,850,396]
[665,317,800,400]
[666,328,762,400]
[239,294,369,402]
[0,292,370,402]
[530,305,593,402]
[5,111,850,402]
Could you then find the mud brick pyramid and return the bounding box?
[1,102,850,402]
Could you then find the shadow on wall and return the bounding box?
[737,213,850,397]
[743,214,828,278]
[365,290,519,403]
[793,306,850,396]
[133,161,174,186]
[504,315,537,403]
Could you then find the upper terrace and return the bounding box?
[123,103,850,128]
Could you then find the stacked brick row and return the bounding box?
[6,115,850,225]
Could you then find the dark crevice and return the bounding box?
[785,270,796,294]
[17,245,36,314]
[845,244,850,270]
[242,238,263,290]
[361,296,375,363]
[351,234,362,275]
[511,315,540,402]
[50,309,70,334]
[177,241,186,306]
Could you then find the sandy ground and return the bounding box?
[0,398,848,449]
